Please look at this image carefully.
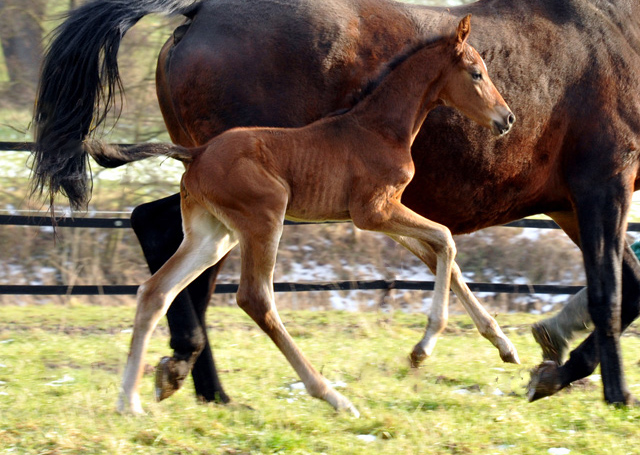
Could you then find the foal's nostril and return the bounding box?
[507,113,516,125]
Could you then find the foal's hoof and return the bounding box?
[155,356,189,402]
[531,322,567,365]
[117,393,145,416]
[499,345,520,365]
[409,349,427,368]
[527,361,564,402]
[330,391,360,418]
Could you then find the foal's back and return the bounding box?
[184,113,398,224]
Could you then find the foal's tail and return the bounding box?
[83,140,193,167]
[31,0,202,211]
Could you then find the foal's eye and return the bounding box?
[471,71,483,81]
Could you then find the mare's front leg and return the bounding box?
[119,205,238,414]
[529,178,639,404]
[131,195,230,403]
[234,207,359,416]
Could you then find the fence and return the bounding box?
[2,142,637,297]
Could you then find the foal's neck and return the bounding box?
[350,40,451,146]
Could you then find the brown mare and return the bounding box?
[32,0,640,406]
[95,16,513,414]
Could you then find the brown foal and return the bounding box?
[115,15,514,415]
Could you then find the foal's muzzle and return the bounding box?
[492,112,516,137]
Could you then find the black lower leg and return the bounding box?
[561,244,640,392]
[529,244,640,402]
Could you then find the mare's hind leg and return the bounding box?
[234,210,359,416]
[132,195,230,403]
[119,204,238,414]
[158,262,229,403]
[391,235,519,365]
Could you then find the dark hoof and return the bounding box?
[409,350,427,369]
[499,349,520,365]
[605,390,638,408]
[155,356,189,402]
[196,391,232,405]
[527,360,564,402]
[531,323,567,365]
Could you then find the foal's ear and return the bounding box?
[455,14,471,54]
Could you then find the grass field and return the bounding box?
[0,304,639,454]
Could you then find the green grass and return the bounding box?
[0,305,639,454]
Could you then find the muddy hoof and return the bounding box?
[527,360,564,402]
[531,323,567,365]
[155,356,189,402]
[409,349,427,368]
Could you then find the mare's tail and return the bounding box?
[83,140,193,167]
[31,0,202,211]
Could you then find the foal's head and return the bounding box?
[440,15,515,137]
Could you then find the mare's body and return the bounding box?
[32,0,640,405]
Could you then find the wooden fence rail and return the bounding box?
[1,142,635,296]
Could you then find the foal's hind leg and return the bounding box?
[234,216,359,416]
[391,235,519,365]
[118,205,238,414]
[131,195,230,403]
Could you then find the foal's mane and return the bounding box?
[340,33,454,113]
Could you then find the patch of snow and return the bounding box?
[356,435,377,443]
[45,374,75,386]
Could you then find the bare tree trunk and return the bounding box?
[0,0,45,102]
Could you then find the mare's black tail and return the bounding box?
[31,0,202,211]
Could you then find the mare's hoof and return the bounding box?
[604,389,639,408]
[531,322,567,365]
[155,356,189,402]
[527,361,564,402]
[196,390,232,405]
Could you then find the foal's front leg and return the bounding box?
[392,236,519,365]
[353,198,518,364]
[385,234,455,366]
[352,199,456,365]
[235,221,359,416]
[119,209,238,414]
